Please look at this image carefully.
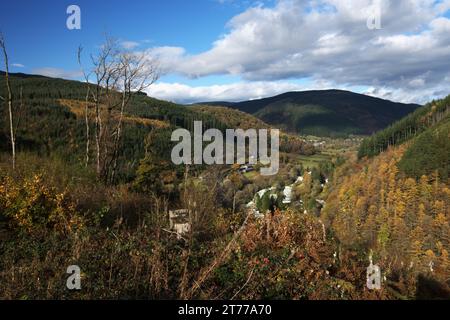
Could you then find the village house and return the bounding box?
[282,186,292,204]
[169,209,191,239]
[239,164,255,173]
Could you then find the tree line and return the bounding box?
[358,96,450,159]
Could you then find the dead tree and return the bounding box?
[77,46,92,167]
[108,51,159,184]
[89,36,119,177]
[0,32,15,170]
[82,35,159,183]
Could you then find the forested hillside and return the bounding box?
[191,105,271,130]
[201,90,420,137]
[191,104,315,155]
[358,95,450,161]
[398,115,450,181]
[322,95,450,298]
[0,72,241,182]
[323,146,450,298]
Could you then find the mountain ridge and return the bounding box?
[199,89,421,137]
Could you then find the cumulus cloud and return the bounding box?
[144,0,450,103]
[146,81,304,103]
[146,79,361,104]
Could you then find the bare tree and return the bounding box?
[78,46,92,167]
[0,32,15,170]
[108,50,159,183]
[89,36,119,177]
[85,35,159,183]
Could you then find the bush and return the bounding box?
[0,174,83,234]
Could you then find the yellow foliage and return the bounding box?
[323,145,450,276]
[0,174,83,234]
[57,99,169,129]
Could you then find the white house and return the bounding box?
[169,209,190,240]
[282,186,292,204]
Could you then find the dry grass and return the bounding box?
[57,99,170,129]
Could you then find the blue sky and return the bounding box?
[0,1,242,73]
[1,0,450,104]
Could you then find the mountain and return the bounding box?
[190,105,271,130]
[0,71,49,79]
[200,90,421,137]
[195,101,237,108]
[190,104,316,155]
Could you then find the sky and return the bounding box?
[1,0,450,104]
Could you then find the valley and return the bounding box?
[2,0,450,307]
[0,71,449,300]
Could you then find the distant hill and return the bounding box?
[190,105,271,130]
[190,104,315,155]
[195,101,236,108]
[200,90,421,137]
[0,71,49,79]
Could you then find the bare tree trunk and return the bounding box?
[78,46,91,168]
[95,92,101,175]
[108,52,159,185]
[93,78,105,177]
[109,86,127,184]
[84,86,91,167]
[0,33,15,170]
[91,36,119,181]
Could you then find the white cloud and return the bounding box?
[32,67,82,79]
[146,80,362,104]
[143,0,450,103]
[364,80,450,103]
[146,81,304,103]
[12,63,25,68]
[409,78,425,88]
[120,41,140,50]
